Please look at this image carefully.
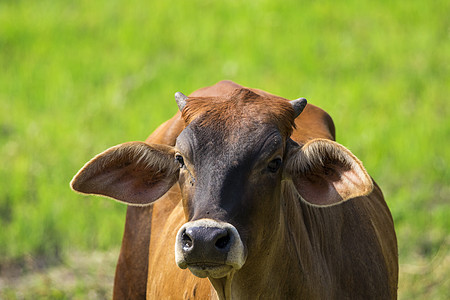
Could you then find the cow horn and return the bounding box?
[290,98,307,118]
[175,92,188,111]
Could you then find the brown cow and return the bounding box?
[71,81,398,299]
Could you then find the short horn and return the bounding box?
[290,98,307,118]
[175,92,188,111]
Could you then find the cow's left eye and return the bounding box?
[267,158,282,173]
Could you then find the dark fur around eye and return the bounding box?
[267,158,282,173]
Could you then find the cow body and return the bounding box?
[72,81,398,299]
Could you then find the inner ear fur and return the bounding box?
[70,142,179,206]
[286,138,374,206]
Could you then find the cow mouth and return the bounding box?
[186,263,233,279]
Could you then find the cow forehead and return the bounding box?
[181,88,296,138]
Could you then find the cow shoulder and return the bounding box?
[114,112,186,299]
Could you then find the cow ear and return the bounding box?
[285,139,373,206]
[70,142,179,206]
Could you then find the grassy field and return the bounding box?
[1,0,448,298]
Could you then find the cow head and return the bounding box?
[71,88,373,285]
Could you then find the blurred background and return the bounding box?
[0,0,448,298]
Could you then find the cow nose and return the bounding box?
[175,219,246,276]
[181,226,232,255]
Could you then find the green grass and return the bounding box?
[0,0,448,298]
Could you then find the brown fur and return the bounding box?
[112,113,187,299]
[182,88,296,138]
[106,81,397,299]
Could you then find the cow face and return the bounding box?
[70,88,373,282]
[174,119,288,278]
[170,89,302,279]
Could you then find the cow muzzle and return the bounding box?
[175,219,246,279]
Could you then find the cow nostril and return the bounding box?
[215,234,231,250]
[181,230,193,249]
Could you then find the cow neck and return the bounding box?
[232,215,295,298]
[209,202,291,298]
[212,181,322,298]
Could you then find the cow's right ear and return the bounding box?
[70,142,179,206]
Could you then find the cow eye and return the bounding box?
[267,158,282,173]
[175,154,185,168]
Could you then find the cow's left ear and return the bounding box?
[71,142,179,206]
[285,138,373,206]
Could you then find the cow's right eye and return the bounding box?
[175,154,185,168]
